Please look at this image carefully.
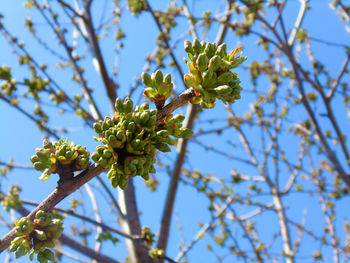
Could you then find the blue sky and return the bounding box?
[1,1,350,262]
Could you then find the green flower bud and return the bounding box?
[102,149,113,159]
[110,174,121,188]
[140,101,149,110]
[33,162,47,171]
[140,111,150,124]
[192,38,202,54]
[204,42,216,58]
[196,53,209,72]
[164,73,171,84]
[208,55,221,71]
[124,98,133,113]
[142,72,152,87]
[184,74,198,88]
[91,152,100,162]
[14,246,27,258]
[115,97,124,113]
[154,69,163,85]
[217,72,233,85]
[171,114,185,123]
[93,122,102,134]
[156,130,169,137]
[214,85,232,95]
[126,130,133,142]
[30,155,40,163]
[107,168,117,179]
[155,143,171,152]
[119,177,129,190]
[184,40,194,54]
[34,229,47,241]
[43,249,55,261]
[177,128,194,139]
[127,121,136,132]
[143,87,157,98]
[216,43,227,57]
[102,121,110,131]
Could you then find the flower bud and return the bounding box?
[208,55,221,71]
[217,72,233,85]
[93,122,102,134]
[115,97,124,113]
[91,152,100,162]
[216,43,227,57]
[124,98,133,113]
[196,53,209,72]
[142,72,152,87]
[33,162,47,171]
[184,74,198,88]
[164,73,171,84]
[154,69,163,85]
[155,143,171,152]
[204,42,216,58]
[184,40,194,54]
[192,38,202,54]
[140,111,150,124]
[214,85,232,95]
[143,87,157,98]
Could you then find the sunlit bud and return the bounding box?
[208,55,221,71]
[217,72,233,85]
[196,53,209,72]
[164,73,172,84]
[142,72,152,87]
[124,98,133,113]
[192,38,202,53]
[33,162,47,171]
[216,43,227,57]
[93,122,102,134]
[43,249,55,261]
[156,143,171,152]
[214,85,232,95]
[204,42,216,58]
[184,74,197,88]
[143,87,157,98]
[115,97,124,113]
[184,40,194,53]
[154,69,163,85]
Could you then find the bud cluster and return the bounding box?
[142,226,155,246]
[148,248,165,259]
[0,65,17,96]
[9,210,64,262]
[1,184,22,211]
[142,69,173,109]
[30,138,90,181]
[92,97,193,189]
[183,39,247,108]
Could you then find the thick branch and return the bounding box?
[0,164,105,252]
